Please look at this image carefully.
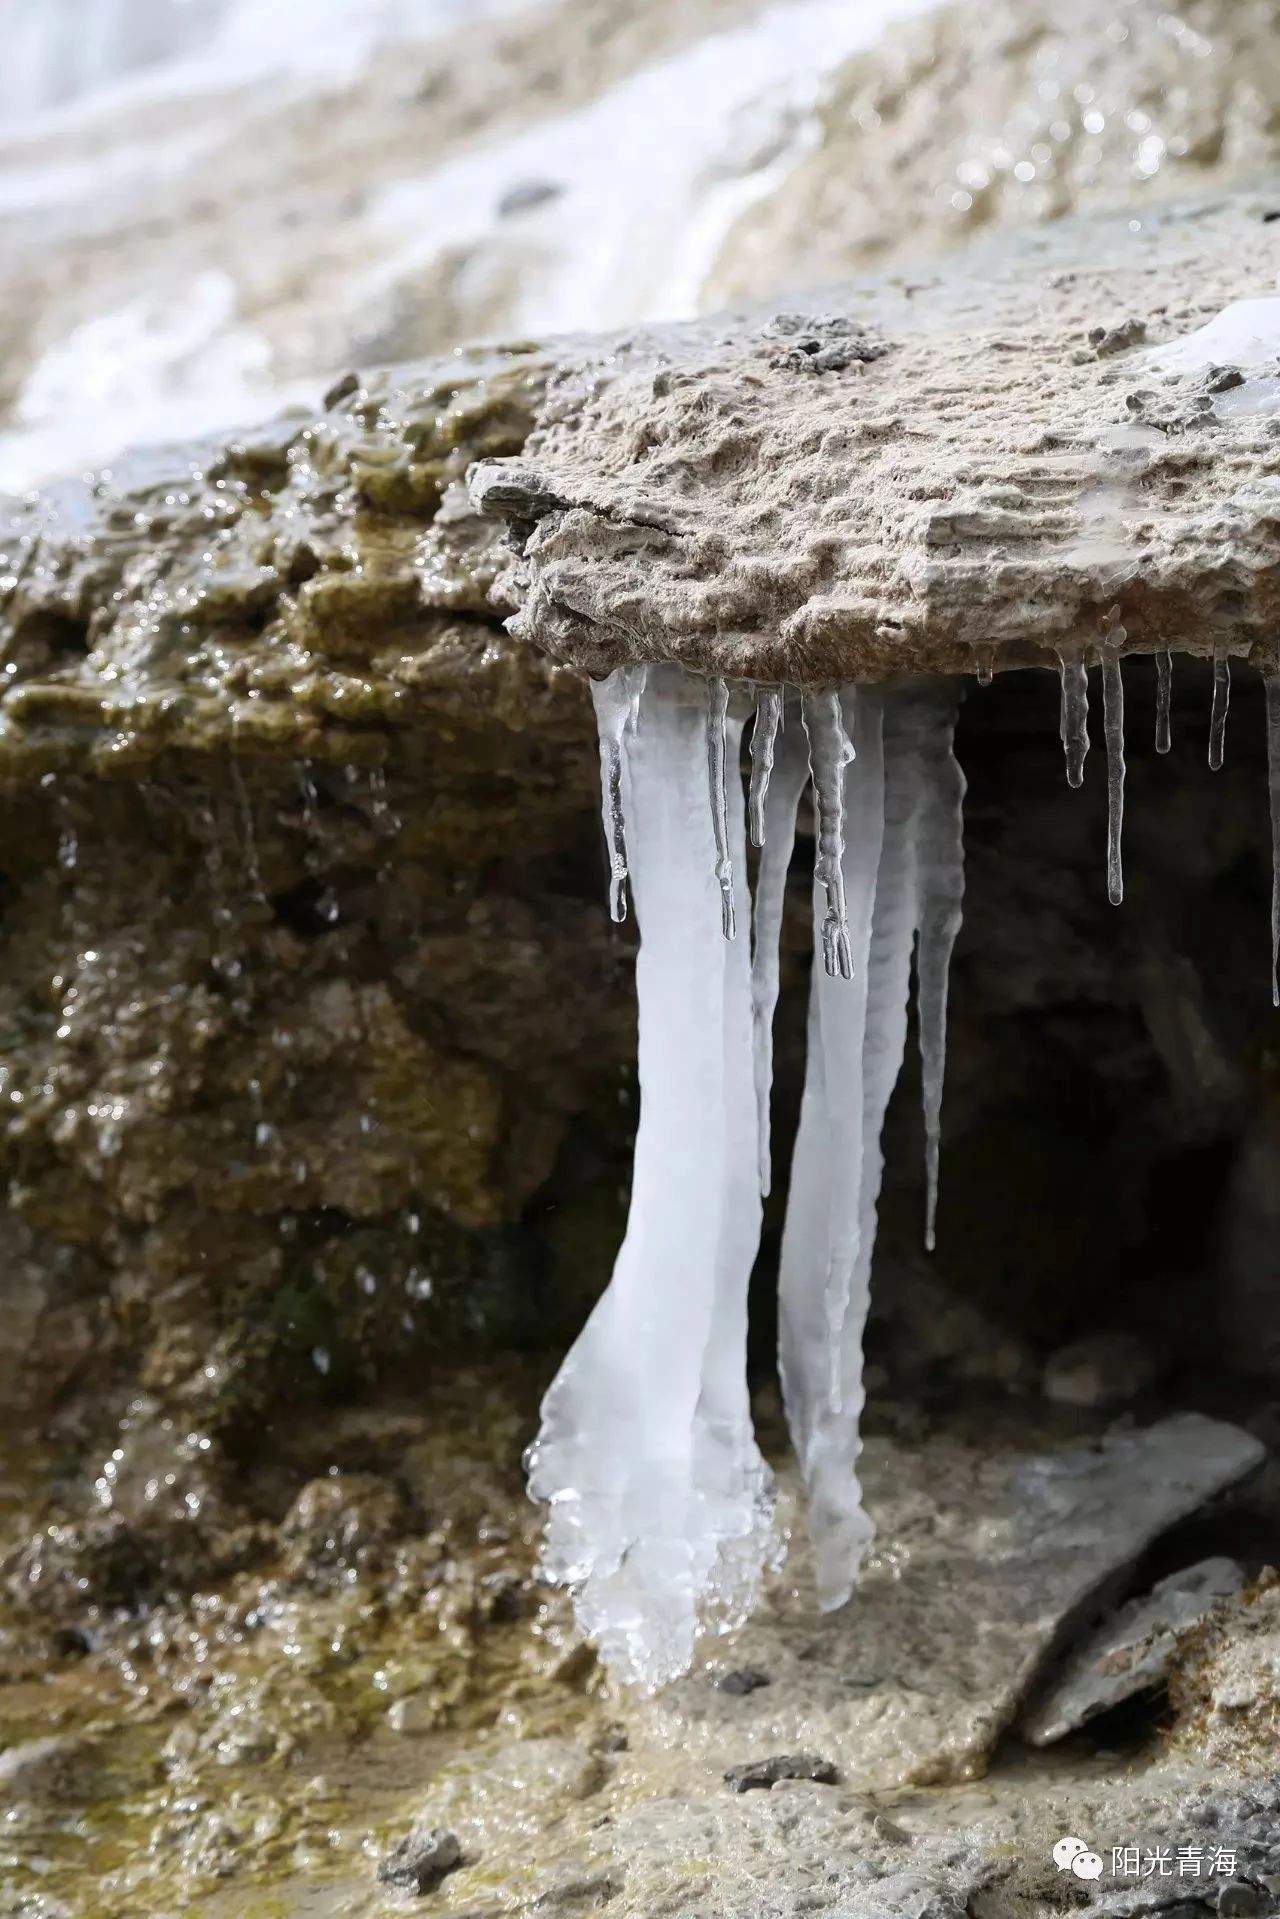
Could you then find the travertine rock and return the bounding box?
[471,184,1280,684]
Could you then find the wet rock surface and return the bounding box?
[632,1413,1263,1791]
[376,1822,461,1893]
[1023,1557,1246,1745]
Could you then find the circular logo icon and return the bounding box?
[1072,1852,1104,1881]
[1053,1837,1088,1871]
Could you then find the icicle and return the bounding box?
[589,668,645,922]
[1057,650,1090,788]
[1267,671,1280,1008]
[975,648,993,688]
[779,691,885,1609]
[528,668,769,1687]
[748,686,783,848]
[707,677,737,940]
[749,713,811,1197]
[1209,651,1231,772]
[914,695,966,1254]
[1103,651,1125,906]
[801,690,856,978]
[1155,647,1173,754]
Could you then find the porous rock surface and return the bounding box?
[472,181,1280,684]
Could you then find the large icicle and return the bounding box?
[527,668,770,1687]
[778,690,886,1609]
[750,705,811,1198]
[778,687,966,1607]
[913,694,967,1254]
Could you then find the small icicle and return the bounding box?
[801,689,856,978]
[707,677,738,940]
[1267,671,1280,1007]
[1057,650,1090,788]
[1209,651,1231,772]
[1155,647,1173,754]
[747,687,783,848]
[975,648,993,688]
[589,669,644,922]
[914,694,966,1254]
[750,716,811,1197]
[1103,650,1126,906]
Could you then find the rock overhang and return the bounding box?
[3,178,1280,791]
[469,181,1280,688]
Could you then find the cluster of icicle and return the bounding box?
[525,666,965,1688]
[1058,641,1280,1006]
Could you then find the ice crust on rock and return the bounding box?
[531,667,966,1684]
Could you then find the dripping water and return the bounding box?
[1209,651,1231,772]
[748,686,783,848]
[707,676,737,940]
[227,741,268,911]
[1057,651,1090,788]
[1155,647,1173,754]
[1102,649,1125,907]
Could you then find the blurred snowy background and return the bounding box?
[0,0,938,488]
[3,0,1273,490]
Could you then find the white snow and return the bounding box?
[359,0,943,338]
[1147,295,1280,375]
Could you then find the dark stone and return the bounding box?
[723,1752,838,1793]
[376,1825,461,1894]
[716,1667,770,1696]
[497,179,564,218]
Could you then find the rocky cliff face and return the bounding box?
[0,350,639,1453]
[7,9,1280,1915]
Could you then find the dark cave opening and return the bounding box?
[747,656,1280,1422]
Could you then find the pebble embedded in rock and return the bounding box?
[376,1824,461,1895]
[723,1753,838,1792]
[0,1735,92,1804]
[387,1691,438,1735]
[716,1667,770,1696]
[281,1472,406,1571]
